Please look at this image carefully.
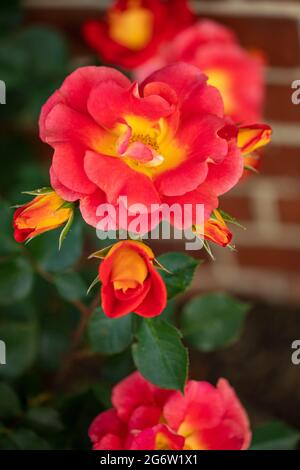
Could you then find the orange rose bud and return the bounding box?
[99,240,167,318]
[194,210,232,247]
[238,123,272,155]
[13,191,73,243]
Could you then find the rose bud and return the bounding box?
[99,240,167,318]
[13,190,73,243]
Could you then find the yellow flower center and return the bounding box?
[130,133,160,152]
[94,115,185,179]
[122,116,184,177]
[109,0,154,51]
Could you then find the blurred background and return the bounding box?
[0,0,300,450]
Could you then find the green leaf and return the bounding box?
[161,299,176,322]
[29,217,83,273]
[88,245,114,260]
[0,321,38,379]
[53,272,86,302]
[88,309,133,356]
[0,257,33,305]
[26,407,64,434]
[157,253,199,299]
[22,187,53,196]
[86,274,100,295]
[181,293,251,352]
[59,211,74,250]
[8,428,51,450]
[251,421,300,450]
[102,349,135,385]
[132,317,188,392]
[0,383,22,420]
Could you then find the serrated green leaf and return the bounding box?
[132,317,188,392]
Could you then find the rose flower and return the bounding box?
[98,240,167,318]
[89,371,251,450]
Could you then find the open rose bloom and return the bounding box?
[83,0,194,69]
[39,63,268,233]
[136,20,265,124]
[89,372,251,450]
[99,240,167,318]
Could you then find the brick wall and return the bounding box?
[23,0,300,306]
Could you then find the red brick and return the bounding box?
[237,247,300,271]
[265,84,300,123]
[220,195,253,221]
[261,145,300,177]
[206,15,300,67]
[278,198,300,224]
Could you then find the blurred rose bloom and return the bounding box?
[83,0,194,69]
[136,20,265,123]
[89,372,251,450]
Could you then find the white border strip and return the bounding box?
[191,0,300,19]
[24,0,300,18]
[24,0,111,7]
